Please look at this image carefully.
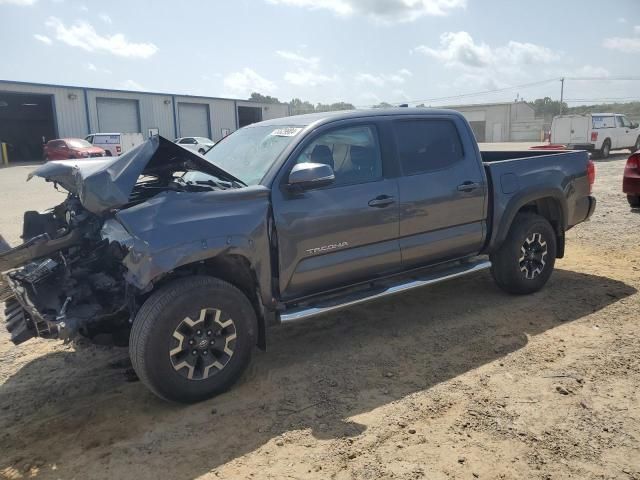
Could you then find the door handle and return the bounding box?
[368,195,395,208]
[457,181,481,192]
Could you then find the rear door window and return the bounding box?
[592,116,615,129]
[393,119,464,175]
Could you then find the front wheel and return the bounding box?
[600,140,611,159]
[490,213,557,295]
[130,276,257,403]
[628,195,640,208]
[633,136,640,153]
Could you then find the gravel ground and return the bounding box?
[0,151,639,480]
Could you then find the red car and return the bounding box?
[623,151,640,207]
[43,138,106,161]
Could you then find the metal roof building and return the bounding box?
[0,80,291,161]
[441,101,543,142]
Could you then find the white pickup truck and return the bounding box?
[551,113,640,158]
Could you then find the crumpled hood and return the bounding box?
[28,136,242,215]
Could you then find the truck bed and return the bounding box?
[480,149,594,252]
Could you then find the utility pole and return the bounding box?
[559,77,565,115]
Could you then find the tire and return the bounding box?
[628,195,640,208]
[633,136,640,153]
[490,213,557,295]
[600,139,611,159]
[198,148,206,155]
[130,276,257,403]
[105,150,112,157]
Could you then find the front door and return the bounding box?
[392,117,487,267]
[272,123,401,300]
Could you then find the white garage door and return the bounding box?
[96,98,140,133]
[178,103,210,138]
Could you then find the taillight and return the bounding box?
[587,159,596,194]
[591,131,598,142]
[626,153,640,171]
[116,145,122,154]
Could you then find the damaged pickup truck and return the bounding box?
[0,109,596,403]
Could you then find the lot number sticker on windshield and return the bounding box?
[271,127,303,137]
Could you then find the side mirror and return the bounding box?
[288,162,335,190]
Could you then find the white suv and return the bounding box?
[551,113,640,158]
[174,137,215,155]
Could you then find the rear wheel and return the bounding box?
[628,195,640,208]
[490,213,557,295]
[130,276,257,403]
[599,139,611,159]
[105,150,113,156]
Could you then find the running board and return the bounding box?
[279,258,491,323]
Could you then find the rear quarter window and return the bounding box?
[393,119,464,175]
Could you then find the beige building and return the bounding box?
[442,101,544,142]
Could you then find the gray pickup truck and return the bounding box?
[0,108,596,402]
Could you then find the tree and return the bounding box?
[249,92,280,104]
[372,102,394,109]
[529,97,567,119]
[289,98,316,115]
[315,101,355,112]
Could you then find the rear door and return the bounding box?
[569,116,589,144]
[273,121,401,300]
[551,116,572,144]
[392,117,486,268]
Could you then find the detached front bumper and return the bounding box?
[2,275,59,345]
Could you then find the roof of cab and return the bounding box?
[252,107,465,128]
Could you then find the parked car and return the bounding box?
[174,136,215,154]
[43,138,106,160]
[85,132,145,157]
[623,151,640,207]
[1,109,596,403]
[551,113,640,158]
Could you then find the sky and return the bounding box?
[0,0,639,107]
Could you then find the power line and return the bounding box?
[355,78,560,108]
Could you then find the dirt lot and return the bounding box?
[0,152,639,480]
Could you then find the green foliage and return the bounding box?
[528,97,568,118]
[566,101,640,122]
[251,93,355,116]
[249,92,281,104]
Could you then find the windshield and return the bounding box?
[204,125,303,185]
[67,139,92,148]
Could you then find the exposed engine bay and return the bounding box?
[1,136,246,345]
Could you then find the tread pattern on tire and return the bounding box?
[130,275,256,402]
[490,212,556,295]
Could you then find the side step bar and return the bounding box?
[280,258,491,323]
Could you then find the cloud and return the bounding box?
[86,62,112,74]
[33,34,52,44]
[575,64,610,78]
[355,69,413,89]
[277,48,338,87]
[120,79,144,91]
[276,50,319,67]
[99,13,112,24]
[87,62,97,71]
[0,0,36,5]
[45,17,158,58]
[414,31,558,69]
[284,70,337,86]
[617,17,626,23]
[266,0,466,23]
[224,68,277,96]
[604,36,640,53]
